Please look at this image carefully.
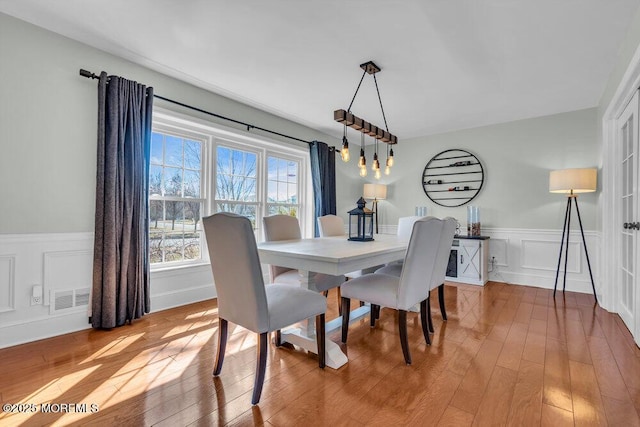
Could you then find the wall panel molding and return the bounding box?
[520,239,581,272]
[43,249,93,306]
[482,227,598,294]
[0,255,16,313]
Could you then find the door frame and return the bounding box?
[602,43,640,346]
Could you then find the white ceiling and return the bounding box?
[1,0,639,141]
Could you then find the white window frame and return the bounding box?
[265,150,303,220]
[149,124,210,268]
[151,107,312,271]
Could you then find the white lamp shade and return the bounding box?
[549,168,597,194]
[363,183,387,200]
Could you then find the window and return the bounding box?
[149,131,205,264]
[150,110,309,268]
[215,146,259,227]
[267,156,299,217]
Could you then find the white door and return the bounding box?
[618,90,639,336]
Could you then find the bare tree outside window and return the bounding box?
[266,156,299,219]
[149,132,204,264]
[215,146,259,227]
[149,122,306,266]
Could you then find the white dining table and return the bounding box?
[257,234,408,369]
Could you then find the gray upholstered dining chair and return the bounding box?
[317,214,345,237]
[397,215,423,240]
[384,215,424,269]
[203,212,327,405]
[376,216,456,332]
[341,217,456,364]
[263,215,345,293]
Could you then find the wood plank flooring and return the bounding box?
[1,282,640,426]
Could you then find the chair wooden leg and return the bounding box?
[399,310,412,365]
[316,313,326,368]
[337,287,342,316]
[213,318,228,376]
[341,297,351,343]
[251,332,268,405]
[427,295,434,333]
[275,330,282,347]
[370,304,379,327]
[420,299,432,346]
[438,283,447,321]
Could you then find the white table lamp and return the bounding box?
[363,183,387,234]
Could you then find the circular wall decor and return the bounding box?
[422,149,485,207]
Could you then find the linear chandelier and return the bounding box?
[334,61,397,179]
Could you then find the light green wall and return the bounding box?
[0,12,332,234]
[0,12,612,234]
[336,108,599,231]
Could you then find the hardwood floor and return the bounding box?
[1,282,640,426]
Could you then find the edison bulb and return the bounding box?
[341,148,350,162]
[359,166,367,177]
[385,165,391,175]
[375,169,381,180]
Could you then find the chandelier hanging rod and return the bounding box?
[334,61,397,145]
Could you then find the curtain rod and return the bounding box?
[78,68,334,149]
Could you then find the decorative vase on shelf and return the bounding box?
[415,206,427,216]
[467,206,480,236]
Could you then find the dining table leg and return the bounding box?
[276,269,369,369]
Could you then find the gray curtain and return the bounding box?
[310,141,337,237]
[92,72,153,329]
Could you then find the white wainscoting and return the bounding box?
[0,232,215,349]
[482,227,599,295]
[378,225,599,295]
[0,227,598,348]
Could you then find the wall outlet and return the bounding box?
[31,285,43,306]
[489,256,497,273]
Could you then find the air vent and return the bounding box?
[75,289,90,307]
[49,288,90,314]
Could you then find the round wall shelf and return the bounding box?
[422,149,485,207]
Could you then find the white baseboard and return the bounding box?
[151,283,215,312]
[1,311,91,348]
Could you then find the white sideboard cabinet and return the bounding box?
[445,236,489,286]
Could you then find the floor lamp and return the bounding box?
[363,183,387,234]
[549,168,598,302]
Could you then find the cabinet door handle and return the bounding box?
[460,254,464,264]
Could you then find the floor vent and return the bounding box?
[50,288,90,314]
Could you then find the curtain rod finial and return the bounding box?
[79,69,98,79]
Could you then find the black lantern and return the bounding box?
[348,197,374,241]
